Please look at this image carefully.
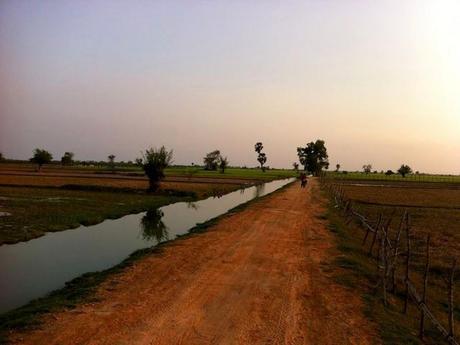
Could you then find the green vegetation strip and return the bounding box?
[0,180,295,344]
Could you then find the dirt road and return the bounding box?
[11,180,379,345]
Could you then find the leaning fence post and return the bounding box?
[363,214,381,246]
[404,214,411,314]
[391,211,406,293]
[369,214,383,256]
[419,234,430,339]
[448,258,457,339]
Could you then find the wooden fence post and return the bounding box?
[391,211,406,293]
[369,214,383,256]
[420,234,430,339]
[448,258,457,339]
[363,214,381,246]
[404,214,411,314]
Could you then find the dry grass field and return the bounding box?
[326,180,460,344]
[0,163,287,244]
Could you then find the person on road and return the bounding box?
[300,173,308,188]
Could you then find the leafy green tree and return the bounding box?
[362,164,372,174]
[398,164,412,178]
[61,152,74,166]
[218,156,229,173]
[296,140,329,176]
[139,146,173,192]
[203,150,220,170]
[30,148,53,171]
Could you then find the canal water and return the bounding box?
[0,178,295,313]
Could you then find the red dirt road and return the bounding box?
[11,180,379,345]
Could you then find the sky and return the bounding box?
[0,0,459,173]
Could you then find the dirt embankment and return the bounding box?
[10,180,380,345]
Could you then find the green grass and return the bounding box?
[325,171,460,184]
[164,167,297,180]
[109,166,296,181]
[0,187,191,245]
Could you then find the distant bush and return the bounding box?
[385,170,394,175]
[30,148,53,171]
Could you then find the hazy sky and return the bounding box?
[1,0,459,173]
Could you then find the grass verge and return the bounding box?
[324,204,423,344]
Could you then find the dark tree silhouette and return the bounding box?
[254,142,267,172]
[138,146,173,192]
[293,162,299,171]
[61,152,74,166]
[203,150,220,170]
[296,140,329,176]
[30,148,53,171]
[362,164,372,174]
[398,164,412,177]
[218,156,229,173]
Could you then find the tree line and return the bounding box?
[0,139,419,194]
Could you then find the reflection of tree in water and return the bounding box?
[140,208,169,243]
[187,202,199,210]
[253,183,265,198]
[211,189,224,199]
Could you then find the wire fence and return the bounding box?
[321,177,459,344]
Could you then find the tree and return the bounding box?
[336,164,340,172]
[0,152,4,162]
[254,142,267,172]
[30,148,53,171]
[362,164,372,174]
[385,170,394,175]
[107,154,116,172]
[135,158,143,166]
[218,156,228,173]
[296,140,329,176]
[61,152,74,166]
[203,150,220,170]
[398,164,412,178]
[138,146,173,192]
[293,162,299,171]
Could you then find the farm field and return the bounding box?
[326,171,460,184]
[0,163,295,245]
[325,179,460,343]
[0,162,296,181]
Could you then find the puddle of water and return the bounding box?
[0,178,295,313]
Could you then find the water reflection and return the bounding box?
[253,183,265,198]
[140,209,169,243]
[186,202,199,210]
